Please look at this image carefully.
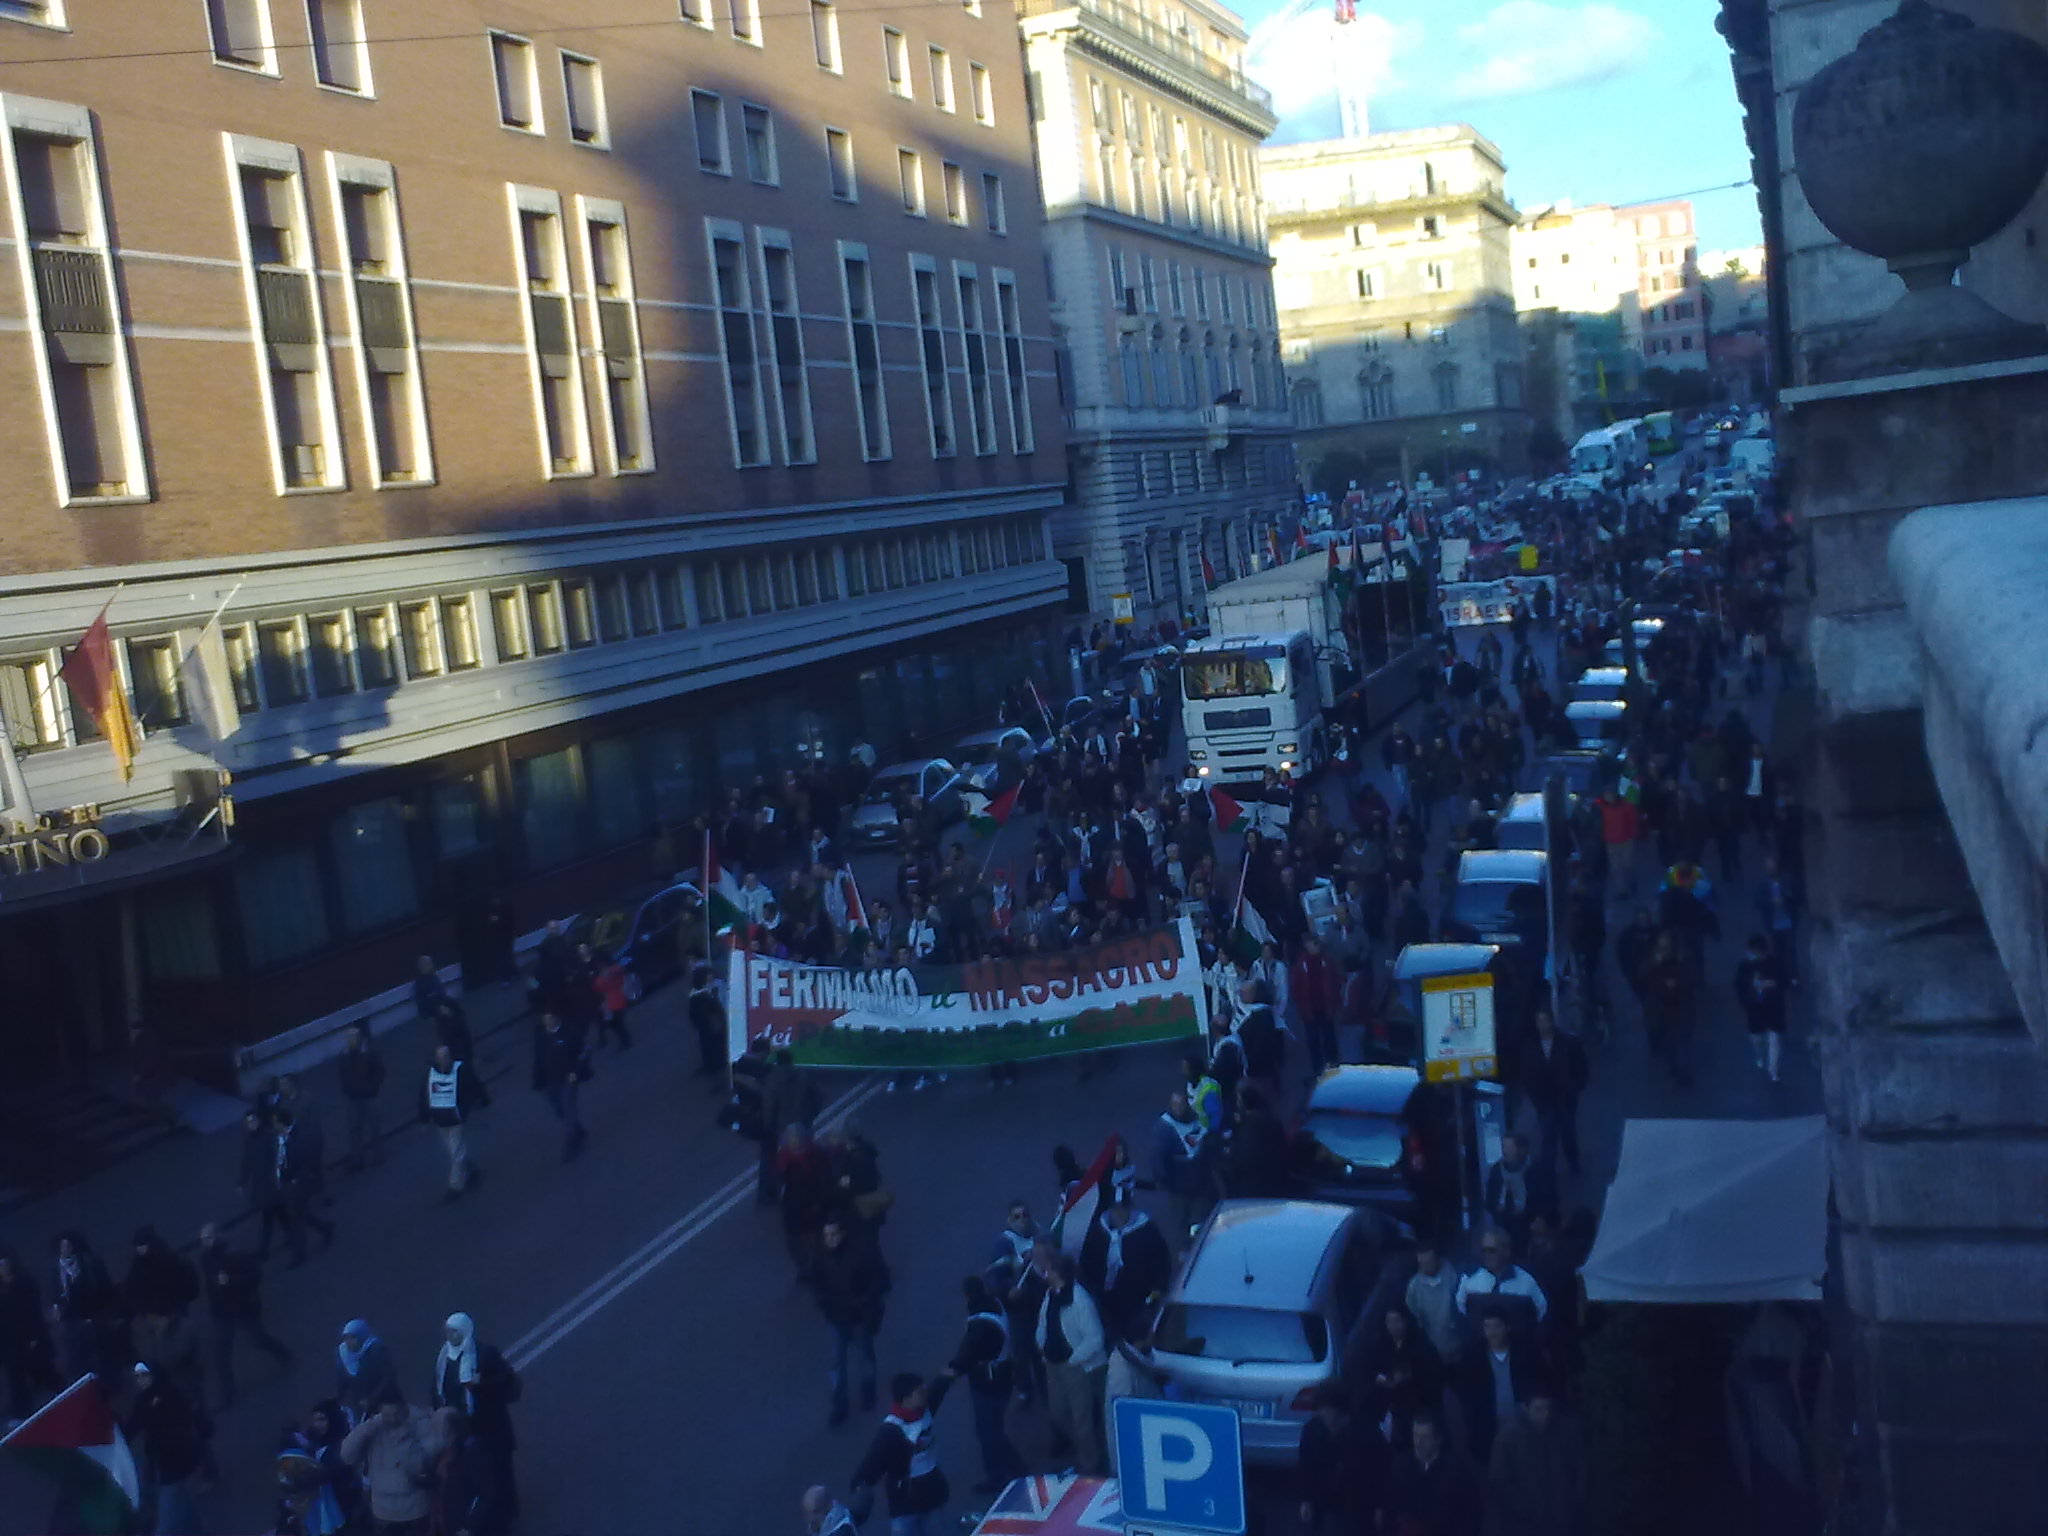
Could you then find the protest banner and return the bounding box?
[726,918,1208,1069]
[1437,575,1557,627]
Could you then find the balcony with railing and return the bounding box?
[1019,0,1274,118]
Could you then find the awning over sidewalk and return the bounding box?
[1581,1115,1829,1304]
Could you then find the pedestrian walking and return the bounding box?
[274,1107,337,1264]
[592,952,633,1051]
[237,1108,291,1262]
[417,1044,490,1199]
[779,1125,838,1282]
[1289,935,1343,1078]
[949,1276,1023,1493]
[1456,1310,1541,1464]
[428,1406,505,1536]
[1456,1229,1550,1323]
[195,1223,291,1411]
[127,1360,211,1536]
[340,1389,438,1536]
[1486,1384,1587,1536]
[813,1217,886,1428]
[431,1313,520,1529]
[1404,1241,1465,1368]
[1077,1200,1169,1344]
[1035,1254,1108,1477]
[1147,1088,1212,1241]
[1382,1412,1481,1536]
[1734,931,1789,1081]
[1298,1384,1384,1535]
[1482,1134,1556,1254]
[687,963,727,1079]
[337,1024,387,1173]
[1518,1011,1589,1179]
[335,1319,398,1427]
[530,1012,592,1161]
[849,1369,959,1536]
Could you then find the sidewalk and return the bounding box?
[0,974,537,1264]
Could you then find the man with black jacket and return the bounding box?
[195,1223,290,1410]
[235,1109,289,1262]
[1234,979,1284,1093]
[337,1023,388,1172]
[949,1276,1022,1494]
[850,1369,958,1532]
[531,1012,591,1162]
[1518,1011,1590,1178]
[418,1044,491,1199]
[273,1107,336,1265]
[1078,1201,1170,1343]
[813,1217,887,1428]
[128,1361,211,1534]
[686,964,727,1079]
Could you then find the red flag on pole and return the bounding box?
[1201,551,1218,590]
[58,608,139,782]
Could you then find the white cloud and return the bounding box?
[1448,1,1656,102]
[1247,10,1416,139]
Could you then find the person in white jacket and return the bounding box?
[1035,1253,1108,1476]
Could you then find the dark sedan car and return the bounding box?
[1290,1065,1456,1239]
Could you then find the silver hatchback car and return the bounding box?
[1148,1199,1388,1464]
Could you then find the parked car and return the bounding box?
[1149,1199,1392,1464]
[953,726,1038,794]
[1569,666,1629,705]
[844,758,965,848]
[569,879,704,999]
[1444,848,1550,951]
[1289,1066,1456,1238]
[1564,698,1629,752]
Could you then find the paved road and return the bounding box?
[2,521,1818,1534]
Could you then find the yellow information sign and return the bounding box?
[1420,970,1498,1084]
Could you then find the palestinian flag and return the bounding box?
[1051,1134,1119,1254]
[1228,849,1273,967]
[965,782,1019,836]
[1209,786,1246,834]
[0,1375,139,1534]
[703,831,745,934]
[838,866,871,949]
[1295,523,1312,556]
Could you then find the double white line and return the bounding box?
[505,1073,888,1372]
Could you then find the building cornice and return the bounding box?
[1021,7,1278,137]
[1268,186,1520,230]
[1049,200,1275,266]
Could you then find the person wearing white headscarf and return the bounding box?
[433,1312,479,1415]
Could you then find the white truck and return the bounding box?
[1185,561,1351,784]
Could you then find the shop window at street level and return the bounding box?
[329,796,419,934]
[237,845,330,968]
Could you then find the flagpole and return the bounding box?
[28,586,123,722]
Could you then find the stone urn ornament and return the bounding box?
[1792,0,2048,378]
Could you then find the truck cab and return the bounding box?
[1182,629,1324,784]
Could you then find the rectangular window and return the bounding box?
[489,31,540,129]
[929,46,954,111]
[589,736,646,848]
[126,639,187,729]
[512,189,588,475]
[398,600,443,677]
[911,260,955,457]
[222,625,261,711]
[1355,268,1375,299]
[970,61,993,125]
[627,572,659,635]
[561,52,607,146]
[441,595,481,670]
[352,606,398,687]
[794,549,819,605]
[729,0,759,43]
[519,748,588,870]
[897,148,924,216]
[709,225,768,467]
[3,651,63,749]
[994,274,1033,453]
[1426,261,1451,291]
[956,267,996,454]
[720,559,748,617]
[741,103,777,184]
[594,577,628,643]
[527,584,565,654]
[256,618,308,704]
[810,0,841,70]
[308,0,370,92]
[825,127,856,201]
[942,161,966,225]
[232,138,343,493]
[307,613,354,696]
[679,0,710,24]
[8,114,146,503]
[561,579,597,648]
[330,797,419,934]
[209,0,275,70]
[691,90,729,174]
[694,564,725,622]
[759,235,814,464]
[841,247,889,459]
[981,172,1006,234]
[332,158,431,487]
[238,847,330,967]
[656,568,689,629]
[583,203,653,473]
[883,27,909,96]
[491,590,528,661]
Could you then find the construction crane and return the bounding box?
[1245,0,1374,139]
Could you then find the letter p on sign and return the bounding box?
[1139,1415,1213,1510]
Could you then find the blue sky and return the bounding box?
[1241,0,1764,249]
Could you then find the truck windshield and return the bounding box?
[1184,653,1287,700]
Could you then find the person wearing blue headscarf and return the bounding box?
[334,1318,396,1426]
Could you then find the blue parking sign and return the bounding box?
[1112,1398,1246,1535]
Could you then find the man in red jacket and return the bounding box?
[1596,789,1642,903]
[1289,934,1344,1077]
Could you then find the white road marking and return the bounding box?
[505,1074,887,1370]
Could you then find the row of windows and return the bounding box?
[1274,258,1458,312]
[1106,246,1273,329]
[1351,213,1451,246]
[0,519,1045,752]
[0,99,1037,507]
[1115,328,1281,412]
[1072,72,1264,251]
[1129,444,1293,499]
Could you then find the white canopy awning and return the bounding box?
[1581,1115,1829,1305]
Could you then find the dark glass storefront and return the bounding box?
[0,616,1063,1090]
